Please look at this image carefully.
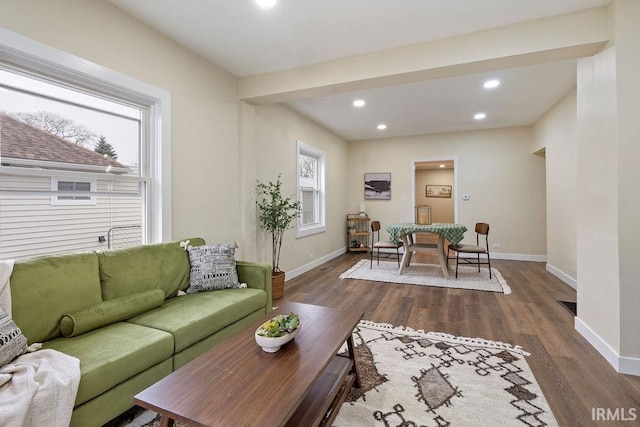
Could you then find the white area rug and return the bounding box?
[110,321,556,427]
[340,259,511,294]
[334,321,558,426]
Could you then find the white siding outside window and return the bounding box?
[297,141,326,238]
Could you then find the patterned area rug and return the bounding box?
[335,321,558,426]
[340,259,511,294]
[107,321,555,427]
[102,407,161,427]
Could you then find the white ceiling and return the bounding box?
[106,0,609,141]
[286,60,578,140]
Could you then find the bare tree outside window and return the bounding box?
[299,154,314,179]
[8,111,97,147]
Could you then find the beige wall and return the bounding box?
[348,127,546,258]
[575,0,640,367]
[415,169,455,223]
[533,89,578,283]
[246,104,349,274]
[577,46,622,357]
[613,0,640,361]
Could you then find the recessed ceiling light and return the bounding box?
[474,113,486,120]
[439,164,445,168]
[484,79,500,89]
[255,0,277,7]
[353,99,365,107]
[377,124,387,130]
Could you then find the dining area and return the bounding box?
[386,222,467,279]
[343,218,504,293]
[383,221,492,281]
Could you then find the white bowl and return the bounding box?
[255,324,301,353]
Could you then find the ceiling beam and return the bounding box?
[239,7,609,104]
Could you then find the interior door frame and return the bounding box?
[411,157,459,224]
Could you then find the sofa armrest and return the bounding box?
[236,261,272,312]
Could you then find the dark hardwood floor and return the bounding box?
[280,252,640,427]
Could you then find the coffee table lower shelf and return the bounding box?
[286,354,356,427]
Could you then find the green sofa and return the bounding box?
[9,238,272,427]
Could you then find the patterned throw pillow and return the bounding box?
[0,306,27,367]
[186,242,245,293]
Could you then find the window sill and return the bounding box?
[297,224,326,238]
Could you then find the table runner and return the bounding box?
[387,223,467,246]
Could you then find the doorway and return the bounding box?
[412,159,457,243]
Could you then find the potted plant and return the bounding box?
[256,175,301,299]
[255,312,302,353]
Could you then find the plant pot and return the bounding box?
[272,271,285,299]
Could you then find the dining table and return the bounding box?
[387,223,467,279]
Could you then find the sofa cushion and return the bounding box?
[0,306,27,367]
[186,242,243,293]
[43,322,174,406]
[128,288,267,353]
[60,289,166,337]
[11,252,103,343]
[99,238,205,300]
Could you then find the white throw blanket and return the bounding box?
[0,349,80,427]
[0,259,14,315]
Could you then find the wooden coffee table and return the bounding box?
[134,302,363,427]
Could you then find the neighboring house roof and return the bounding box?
[0,113,126,169]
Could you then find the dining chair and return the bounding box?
[370,221,402,268]
[447,222,492,279]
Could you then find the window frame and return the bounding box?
[296,140,326,238]
[0,27,172,244]
[50,178,97,205]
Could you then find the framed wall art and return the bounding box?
[426,184,452,198]
[364,173,391,200]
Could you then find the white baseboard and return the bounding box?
[575,316,640,376]
[574,317,619,369]
[285,247,346,281]
[620,356,640,376]
[491,252,547,262]
[546,263,577,290]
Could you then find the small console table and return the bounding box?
[346,214,370,253]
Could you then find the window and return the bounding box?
[0,29,171,260]
[51,179,95,205]
[299,155,317,225]
[297,141,326,237]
